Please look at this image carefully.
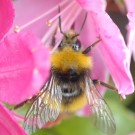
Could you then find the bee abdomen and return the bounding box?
[58,80,84,104]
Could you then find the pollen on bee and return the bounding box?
[46,20,52,26]
[14,25,20,33]
[51,46,93,72]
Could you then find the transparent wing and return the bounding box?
[85,77,116,135]
[23,76,62,135]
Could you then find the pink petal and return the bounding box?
[76,12,109,87]
[0,103,27,135]
[0,32,50,104]
[12,0,59,37]
[77,0,134,98]
[76,0,106,11]
[124,0,135,59]
[0,0,14,40]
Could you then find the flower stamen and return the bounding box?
[14,26,20,33]
[13,0,70,32]
[50,5,82,53]
[47,0,76,25]
[41,1,77,44]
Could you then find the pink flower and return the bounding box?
[77,0,134,99]
[0,32,50,104]
[124,0,135,58]
[0,0,50,104]
[8,0,135,133]
[0,1,27,134]
[0,102,27,135]
[12,0,134,101]
[0,0,14,40]
[0,0,50,134]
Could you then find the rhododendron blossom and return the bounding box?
[124,0,135,59]
[0,103,27,135]
[0,0,134,134]
[13,0,134,100]
[0,0,14,40]
[0,1,28,134]
[0,0,50,104]
[0,32,50,104]
[0,0,50,134]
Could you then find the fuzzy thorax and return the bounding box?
[51,46,93,72]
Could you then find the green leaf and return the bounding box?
[33,116,104,135]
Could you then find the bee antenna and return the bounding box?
[80,13,87,33]
[72,13,87,39]
[58,6,67,37]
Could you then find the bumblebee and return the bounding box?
[23,12,117,135]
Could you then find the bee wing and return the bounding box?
[23,76,62,135]
[85,77,116,135]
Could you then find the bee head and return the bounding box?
[58,7,87,51]
[59,30,81,51]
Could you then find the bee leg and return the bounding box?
[11,100,29,110]
[82,39,101,54]
[92,80,118,91]
[11,95,37,110]
[93,80,124,100]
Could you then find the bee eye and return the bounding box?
[76,39,81,47]
[59,41,66,48]
[72,40,81,51]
